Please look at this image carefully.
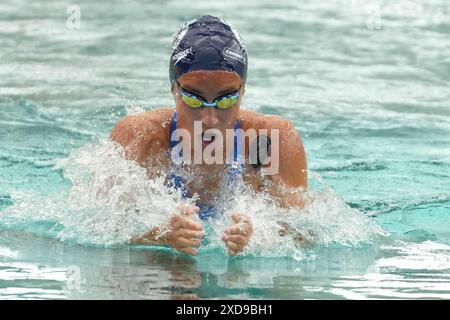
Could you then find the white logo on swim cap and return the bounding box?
[172,47,193,64]
[223,48,245,64]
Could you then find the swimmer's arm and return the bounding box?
[110,114,146,162]
[264,119,312,246]
[264,118,308,209]
[129,226,168,246]
[129,205,202,255]
[278,221,314,248]
[109,110,170,165]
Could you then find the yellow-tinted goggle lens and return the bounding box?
[216,96,238,109]
[182,95,203,108]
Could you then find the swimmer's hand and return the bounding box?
[163,204,203,256]
[222,213,253,256]
[129,204,203,256]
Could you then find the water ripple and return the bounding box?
[315,161,387,172]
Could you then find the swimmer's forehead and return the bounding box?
[178,70,242,95]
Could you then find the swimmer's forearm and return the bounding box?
[128,226,168,246]
[278,222,313,248]
[267,181,306,209]
[277,194,306,209]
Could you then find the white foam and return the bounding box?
[0,139,387,257]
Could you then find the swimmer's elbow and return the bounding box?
[110,116,147,161]
[278,222,314,248]
[110,116,135,149]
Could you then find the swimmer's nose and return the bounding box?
[201,108,220,128]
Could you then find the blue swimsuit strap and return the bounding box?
[168,111,244,220]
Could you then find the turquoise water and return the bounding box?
[1,0,449,299]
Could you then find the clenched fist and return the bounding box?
[130,204,203,256]
[222,213,253,256]
[163,204,203,255]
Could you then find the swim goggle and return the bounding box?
[176,80,242,109]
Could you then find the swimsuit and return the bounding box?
[167,111,245,220]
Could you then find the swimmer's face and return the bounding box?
[172,70,244,145]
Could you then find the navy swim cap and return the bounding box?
[169,15,248,87]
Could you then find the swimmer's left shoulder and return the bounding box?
[239,109,298,133]
[239,108,305,155]
[240,109,307,188]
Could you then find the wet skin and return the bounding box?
[110,70,308,256]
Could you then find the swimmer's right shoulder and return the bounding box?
[110,108,173,162]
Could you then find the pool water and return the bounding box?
[0,0,449,299]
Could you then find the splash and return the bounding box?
[205,173,388,259]
[0,140,187,246]
[0,139,387,257]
